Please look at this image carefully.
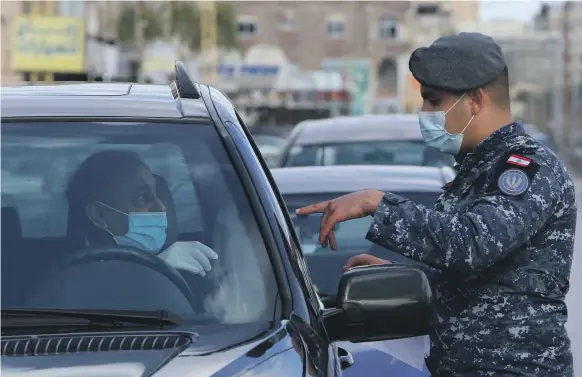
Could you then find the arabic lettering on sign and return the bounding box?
[218,65,279,77]
[11,16,85,73]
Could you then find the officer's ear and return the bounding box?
[467,88,485,115]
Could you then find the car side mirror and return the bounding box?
[322,264,433,343]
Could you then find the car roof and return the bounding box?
[293,114,421,145]
[0,83,211,119]
[271,165,447,195]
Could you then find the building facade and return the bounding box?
[400,1,472,111]
[541,1,582,146]
[233,1,413,110]
[1,1,24,84]
[0,0,127,84]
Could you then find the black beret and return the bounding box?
[409,32,507,92]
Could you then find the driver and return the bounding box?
[66,150,218,277]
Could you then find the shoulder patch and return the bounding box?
[506,154,531,167]
[498,168,530,196]
[502,152,540,178]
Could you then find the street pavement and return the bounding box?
[566,170,582,374]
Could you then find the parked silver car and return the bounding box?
[278,114,455,168]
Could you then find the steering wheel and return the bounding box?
[47,246,200,313]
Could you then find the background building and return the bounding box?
[540,1,582,146]
[401,1,474,112]
[2,0,577,136]
[232,1,413,114]
[1,1,22,84]
[0,0,128,84]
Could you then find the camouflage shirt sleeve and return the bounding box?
[365,161,561,274]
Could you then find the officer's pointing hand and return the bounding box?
[295,189,385,250]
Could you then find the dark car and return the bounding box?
[1,62,432,377]
[271,164,452,297]
[277,114,456,168]
[272,165,453,376]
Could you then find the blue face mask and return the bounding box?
[418,93,475,155]
[98,202,167,253]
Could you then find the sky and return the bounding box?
[478,0,561,22]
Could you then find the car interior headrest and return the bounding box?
[66,202,88,248]
[154,175,179,248]
[1,206,23,243]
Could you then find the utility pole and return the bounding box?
[29,1,42,83]
[134,1,145,83]
[573,60,580,134]
[365,3,376,114]
[200,1,217,85]
[567,3,580,145]
[562,0,572,148]
[44,0,56,82]
[29,0,57,83]
[163,2,172,39]
[163,1,177,72]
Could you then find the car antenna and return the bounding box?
[171,61,201,99]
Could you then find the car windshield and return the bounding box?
[1,121,277,325]
[282,191,442,254]
[284,141,455,168]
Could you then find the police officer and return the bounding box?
[296,32,576,376]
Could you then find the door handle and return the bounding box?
[337,346,354,370]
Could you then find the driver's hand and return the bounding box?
[159,241,218,277]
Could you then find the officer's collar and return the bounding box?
[454,152,468,165]
[455,122,524,169]
[475,122,524,156]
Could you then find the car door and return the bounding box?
[203,86,343,377]
[225,117,355,377]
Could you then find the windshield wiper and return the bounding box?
[1,308,183,328]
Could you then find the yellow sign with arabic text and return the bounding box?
[11,15,85,73]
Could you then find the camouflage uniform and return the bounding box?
[366,123,576,377]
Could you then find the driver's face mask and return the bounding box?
[97,201,167,253]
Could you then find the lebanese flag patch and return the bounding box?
[507,154,531,167]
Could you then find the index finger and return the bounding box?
[295,201,329,215]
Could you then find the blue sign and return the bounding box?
[218,65,236,77]
[218,65,279,77]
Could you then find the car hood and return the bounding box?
[2,351,176,377]
[1,323,288,377]
[1,324,431,377]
